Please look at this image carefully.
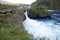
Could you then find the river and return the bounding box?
[23,11,60,40]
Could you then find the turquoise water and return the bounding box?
[23,11,60,40]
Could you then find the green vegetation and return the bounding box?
[0,4,33,40]
[0,22,33,40]
[28,0,51,19]
[28,0,60,19]
[0,11,33,40]
[28,9,49,19]
[0,3,19,12]
[49,0,60,10]
[36,0,60,10]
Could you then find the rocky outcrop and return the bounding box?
[27,9,51,19]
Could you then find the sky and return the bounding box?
[1,0,36,4]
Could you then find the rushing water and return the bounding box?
[23,11,60,40]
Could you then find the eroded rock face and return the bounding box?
[27,9,51,19]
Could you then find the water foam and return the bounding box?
[23,11,60,40]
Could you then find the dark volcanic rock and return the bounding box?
[27,9,51,19]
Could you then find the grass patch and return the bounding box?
[0,22,33,40]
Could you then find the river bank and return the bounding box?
[0,7,33,40]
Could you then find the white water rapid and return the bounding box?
[23,11,60,40]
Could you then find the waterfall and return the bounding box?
[24,11,29,19]
[23,11,60,40]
